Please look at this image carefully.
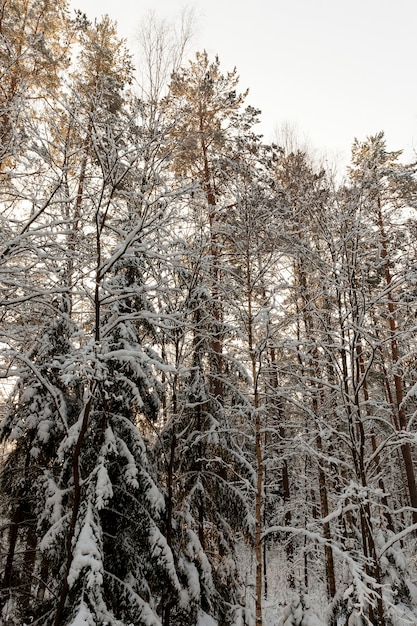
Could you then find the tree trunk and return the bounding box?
[376,198,417,524]
[200,118,223,402]
[163,432,176,626]
[297,260,336,599]
[2,445,32,595]
[53,388,95,626]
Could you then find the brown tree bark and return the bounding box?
[376,198,417,524]
[247,293,263,626]
[297,261,336,599]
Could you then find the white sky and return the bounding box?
[69,0,417,170]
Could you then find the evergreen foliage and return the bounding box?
[1,5,417,626]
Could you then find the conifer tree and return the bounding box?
[153,243,256,625]
[155,52,263,623]
[0,308,77,623]
[0,12,183,625]
[167,50,250,401]
[0,0,71,170]
[349,132,417,527]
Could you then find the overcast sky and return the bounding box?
[69,0,417,170]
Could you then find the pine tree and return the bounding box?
[153,259,256,625]
[348,132,417,527]
[0,304,79,622]
[155,52,264,623]
[167,50,251,401]
[0,0,71,170]
[272,148,338,601]
[0,13,185,624]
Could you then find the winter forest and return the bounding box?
[2,3,417,626]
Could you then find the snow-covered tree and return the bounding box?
[0,0,71,170]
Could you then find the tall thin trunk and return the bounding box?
[65,119,92,314]
[356,341,394,532]
[2,444,32,594]
[53,388,95,626]
[315,431,336,598]
[197,400,206,551]
[200,114,223,401]
[270,348,294,588]
[347,281,384,625]
[254,391,263,625]
[2,505,22,592]
[163,432,176,626]
[376,198,417,524]
[54,212,103,625]
[297,261,336,599]
[22,520,37,593]
[245,244,264,625]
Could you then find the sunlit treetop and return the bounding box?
[0,0,72,98]
[167,50,251,177]
[348,131,417,207]
[71,13,134,114]
[0,0,73,169]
